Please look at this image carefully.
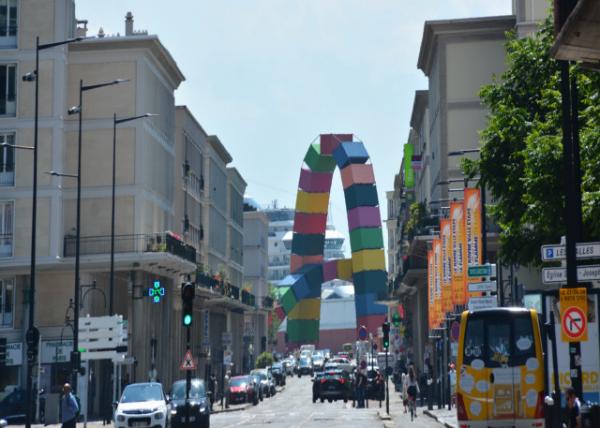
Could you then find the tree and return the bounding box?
[255,352,274,369]
[463,16,600,266]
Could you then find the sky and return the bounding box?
[76,0,512,258]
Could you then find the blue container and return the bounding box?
[333,142,369,168]
[291,233,325,256]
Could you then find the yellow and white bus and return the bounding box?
[456,308,545,428]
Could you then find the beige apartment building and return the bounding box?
[0,0,254,419]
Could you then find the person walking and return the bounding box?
[401,372,409,413]
[61,383,79,428]
[355,370,367,409]
[407,366,420,418]
[566,387,582,428]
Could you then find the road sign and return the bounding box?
[467,264,496,278]
[467,296,497,311]
[541,241,600,261]
[79,315,126,361]
[358,325,367,341]
[221,332,232,346]
[541,265,600,284]
[468,281,497,293]
[180,350,196,370]
[560,288,588,342]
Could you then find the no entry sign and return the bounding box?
[560,288,588,342]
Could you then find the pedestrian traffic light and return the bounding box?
[382,321,390,350]
[181,281,195,327]
[392,311,401,327]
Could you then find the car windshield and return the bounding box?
[229,377,249,387]
[300,358,311,365]
[171,381,206,400]
[121,384,163,403]
[251,371,267,381]
[313,356,323,361]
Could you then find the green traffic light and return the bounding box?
[183,314,192,326]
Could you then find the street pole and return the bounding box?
[385,347,389,415]
[559,59,583,400]
[110,113,117,316]
[480,184,487,263]
[186,325,191,428]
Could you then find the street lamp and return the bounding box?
[67,78,129,391]
[110,113,157,315]
[21,35,84,428]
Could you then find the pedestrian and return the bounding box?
[448,363,457,409]
[61,383,79,428]
[401,372,408,413]
[208,374,216,409]
[565,387,582,428]
[356,370,367,409]
[407,366,420,417]
[224,370,231,409]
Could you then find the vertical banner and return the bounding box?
[403,143,415,188]
[440,219,453,314]
[464,187,482,268]
[428,250,434,331]
[433,238,442,328]
[450,202,467,306]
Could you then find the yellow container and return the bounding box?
[336,258,354,281]
[352,249,385,272]
[295,191,329,214]
[288,298,321,320]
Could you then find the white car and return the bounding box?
[114,382,169,428]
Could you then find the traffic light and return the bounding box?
[382,321,390,350]
[181,281,195,327]
[392,311,401,327]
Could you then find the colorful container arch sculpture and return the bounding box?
[275,134,388,345]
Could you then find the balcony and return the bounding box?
[0,233,12,257]
[197,272,257,309]
[63,232,197,274]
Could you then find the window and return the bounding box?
[0,0,16,47]
[0,200,12,256]
[0,133,14,185]
[0,277,14,327]
[0,64,15,115]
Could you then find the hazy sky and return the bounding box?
[76,1,512,257]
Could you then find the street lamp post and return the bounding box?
[21,35,83,428]
[110,113,156,315]
[65,78,128,392]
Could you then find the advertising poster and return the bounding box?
[450,201,467,306]
[464,188,482,299]
[440,219,453,313]
[545,294,600,403]
[428,250,434,331]
[403,143,414,188]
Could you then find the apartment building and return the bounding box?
[0,1,252,418]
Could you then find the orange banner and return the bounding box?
[450,202,467,306]
[433,238,442,328]
[427,250,434,331]
[464,187,482,268]
[440,219,453,313]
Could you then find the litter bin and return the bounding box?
[589,404,600,427]
[581,403,592,428]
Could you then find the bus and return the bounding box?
[456,307,545,428]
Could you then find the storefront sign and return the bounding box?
[6,342,23,366]
[41,340,73,364]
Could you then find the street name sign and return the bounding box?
[468,281,497,293]
[467,264,496,278]
[467,296,498,311]
[541,241,600,262]
[541,264,600,284]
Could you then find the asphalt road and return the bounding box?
[211,376,445,428]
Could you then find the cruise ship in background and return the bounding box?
[261,203,358,352]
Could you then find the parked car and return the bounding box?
[114,383,169,428]
[271,363,286,386]
[0,389,25,424]
[297,356,313,377]
[248,373,264,401]
[226,376,259,406]
[250,369,275,397]
[317,370,351,403]
[312,354,325,372]
[169,379,210,428]
[282,359,294,376]
[366,369,384,401]
[312,372,326,403]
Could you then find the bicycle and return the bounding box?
[408,394,417,421]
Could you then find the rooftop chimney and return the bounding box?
[76,20,88,38]
[125,11,133,36]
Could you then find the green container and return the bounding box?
[280,289,298,314]
[304,144,336,172]
[287,319,320,342]
[350,227,383,251]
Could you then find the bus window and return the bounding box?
[463,318,484,364]
[512,315,535,366]
[487,321,511,367]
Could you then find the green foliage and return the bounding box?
[255,352,274,369]
[405,202,427,238]
[466,16,600,265]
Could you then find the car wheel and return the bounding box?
[298,373,301,378]
[328,399,332,403]
[343,397,348,403]
[320,397,324,403]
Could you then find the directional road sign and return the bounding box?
[562,307,586,341]
[467,296,498,311]
[541,241,600,262]
[468,281,497,293]
[467,264,496,278]
[541,264,600,284]
[560,288,588,342]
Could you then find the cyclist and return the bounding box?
[407,366,420,420]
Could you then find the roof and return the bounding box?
[70,35,185,88]
[417,15,515,75]
[175,106,209,137]
[410,90,429,130]
[207,135,233,164]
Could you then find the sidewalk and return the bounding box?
[423,407,458,428]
